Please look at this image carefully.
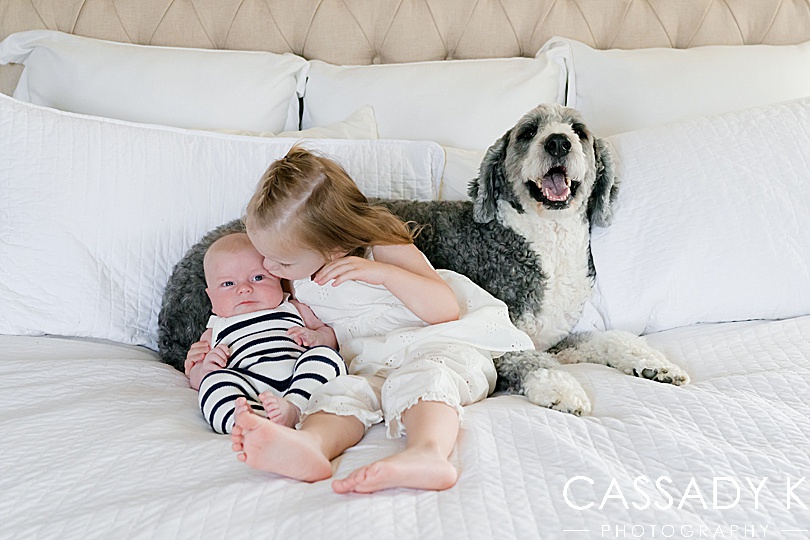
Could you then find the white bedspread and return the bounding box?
[1,317,809,539]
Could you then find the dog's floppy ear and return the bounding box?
[468,130,511,223]
[587,137,619,227]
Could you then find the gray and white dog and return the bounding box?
[380,104,689,415]
[158,103,689,415]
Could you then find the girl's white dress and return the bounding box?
[293,268,533,437]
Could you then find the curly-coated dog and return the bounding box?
[379,104,689,415]
[158,103,689,415]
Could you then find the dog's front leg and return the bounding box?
[551,331,690,385]
[495,350,592,416]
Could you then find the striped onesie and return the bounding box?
[198,299,346,434]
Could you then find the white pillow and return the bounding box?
[590,97,810,335]
[302,56,565,150]
[439,147,485,201]
[0,94,443,349]
[0,29,308,132]
[543,37,810,137]
[214,106,378,139]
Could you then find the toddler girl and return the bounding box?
[229,146,533,493]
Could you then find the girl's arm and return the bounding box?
[288,299,339,349]
[314,243,459,325]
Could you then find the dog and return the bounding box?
[379,104,689,415]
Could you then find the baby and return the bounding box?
[185,232,346,434]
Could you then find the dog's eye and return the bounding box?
[517,126,537,141]
[572,123,589,140]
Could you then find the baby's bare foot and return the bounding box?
[258,392,300,428]
[331,446,457,494]
[231,400,332,482]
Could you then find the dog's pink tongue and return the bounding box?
[542,172,570,201]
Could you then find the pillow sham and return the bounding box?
[590,97,810,335]
[0,29,308,132]
[543,37,810,137]
[301,56,565,151]
[0,94,443,350]
[213,106,378,139]
[439,147,486,201]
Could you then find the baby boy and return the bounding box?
[185,232,345,434]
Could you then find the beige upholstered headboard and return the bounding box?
[2,0,810,95]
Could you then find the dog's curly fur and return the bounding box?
[380,104,689,415]
[158,104,688,414]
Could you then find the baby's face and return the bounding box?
[205,246,285,318]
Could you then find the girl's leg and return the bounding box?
[231,400,365,482]
[332,399,459,494]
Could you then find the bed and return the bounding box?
[1,1,810,538]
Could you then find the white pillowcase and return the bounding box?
[590,97,810,335]
[543,37,810,137]
[302,56,565,150]
[0,94,443,349]
[214,106,378,139]
[0,29,308,132]
[439,147,486,201]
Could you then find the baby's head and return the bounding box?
[203,232,284,318]
[245,145,414,281]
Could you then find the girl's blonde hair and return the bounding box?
[246,145,415,257]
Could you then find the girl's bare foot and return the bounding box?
[258,392,300,427]
[230,398,332,482]
[331,445,458,494]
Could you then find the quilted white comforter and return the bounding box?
[2,317,809,539]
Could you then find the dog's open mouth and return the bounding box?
[541,166,570,201]
[527,166,578,208]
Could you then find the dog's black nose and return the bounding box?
[544,134,571,158]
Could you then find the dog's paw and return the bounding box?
[620,349,690,386]
[523,369,592,416]
[634,362,690,386]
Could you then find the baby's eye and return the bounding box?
[221,281,235,287]
[251,274,265,282]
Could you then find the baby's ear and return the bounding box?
[205,288,216,314]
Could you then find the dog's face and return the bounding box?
[508,106,593,212]
[470,104,617,227]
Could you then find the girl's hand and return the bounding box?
[288,327,328,347]
[288,299,339,349]
[314,256,392,287]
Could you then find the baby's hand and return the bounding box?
[186,336,225,391]
[184,338,212,376]
[314,256,391,287]
[202,344,230,371]
[287,327,329,347]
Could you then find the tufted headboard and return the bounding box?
[2,0,810,95]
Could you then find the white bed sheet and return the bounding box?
[1,317,809,539]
